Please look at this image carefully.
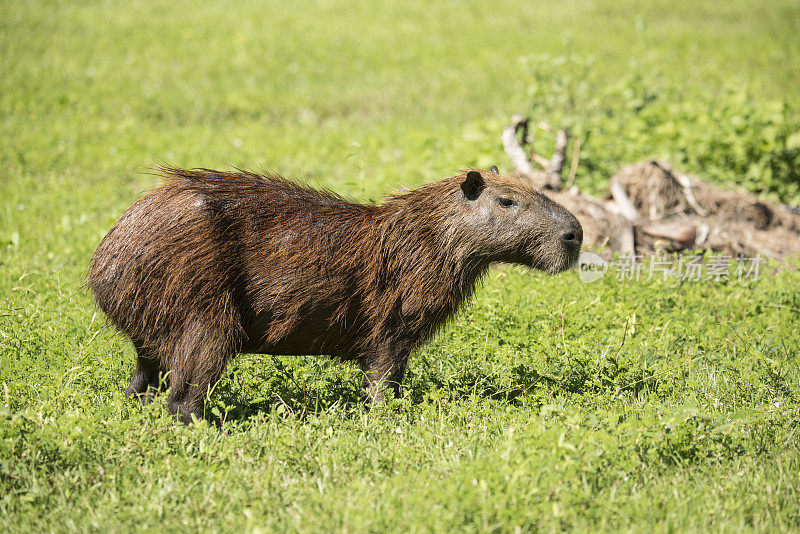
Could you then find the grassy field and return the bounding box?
[2,0,800,531]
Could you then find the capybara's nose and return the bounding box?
[561,224,583,247]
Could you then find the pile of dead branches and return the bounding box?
[501,116,800,259]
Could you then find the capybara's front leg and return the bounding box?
[361,340,411,404]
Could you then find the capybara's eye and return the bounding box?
[497,197,515,207]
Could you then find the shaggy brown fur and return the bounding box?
[87,167,582,423]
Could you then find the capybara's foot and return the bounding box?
[126,356,161,405]
[167,396,204,425]
[366,387,387,405]
[126,384,159,406]
[363,374,401,407]
[362,352,407,406]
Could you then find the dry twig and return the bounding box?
[501,116,537,180]
[545,129,570,190]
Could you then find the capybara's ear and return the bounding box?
[461,170,485,201]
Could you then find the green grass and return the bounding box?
[2,0,800,531]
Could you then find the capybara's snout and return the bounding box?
[553,208,583,271]
[524,195,584,274]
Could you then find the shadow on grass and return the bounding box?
[403,356,658,407]
[199,353,660,425]
[209,380,366,425]
[206,356,367,425]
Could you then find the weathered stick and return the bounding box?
[501,117,537,180]
[642,223,697,249]
[500,119,800,259]
[566,137,581,189]
[617,218,635,255]
[531,153,550,170]
[609,179,639,222]
[609,179,638,254]
[545,129,570,190]
[675,172,708,217]
[514,114,531,145]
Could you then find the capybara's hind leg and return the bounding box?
[166,387,204,425]
[167,360,228,424]
[126,343,163,405]
[165,323,236,424]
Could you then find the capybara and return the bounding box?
[88,166,582,423]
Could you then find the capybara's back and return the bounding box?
[89,166,582,423]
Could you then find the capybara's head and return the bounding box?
[454,169,583,273]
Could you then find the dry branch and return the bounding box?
[674,172,708,216]
[642,223,697,249]
[502,116,570,189]
[609,179,639,222]
[501,118,537,180]
[501,117,800,259]
[609,180,638,254]
[566,137,581,189]
[531,154,551,170]
[545,129,570,190]
[617,218,635,255]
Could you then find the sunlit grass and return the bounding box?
[1,0,799,531]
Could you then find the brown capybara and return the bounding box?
[88,166,582,423]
